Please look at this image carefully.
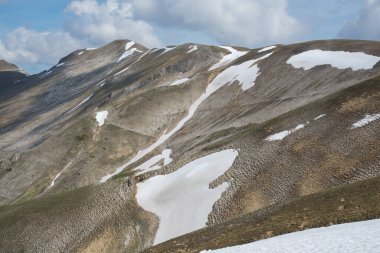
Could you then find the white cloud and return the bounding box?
[338,0,380,40]
[132,0,304,47]
[65,0,161,48]
[0,27,81,66]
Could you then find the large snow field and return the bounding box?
[136,149,238,245]
[287,49,380,71]
[201,219,380,253]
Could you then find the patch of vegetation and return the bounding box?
[75,134,88,141]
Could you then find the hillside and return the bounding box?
[0,39,379,252]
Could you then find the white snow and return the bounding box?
[65,94,93,115]
[258,45,276,53]
[218,52,273,91]
[201,219,380,253]
[100,53,273,182]
[56,62,65,67]
[159,46,176,55]
[136,149,238,245]
[135,149,173,175]
[351,113,380,129]
[96,80,106,87]
[78,51,84,55]
[187,45,198,53]
[95,110,108,127]
[124,41,136,51]
[114,67,130,76]
[86,47,97,51]
[39,70,52,79]
[169,78,189,86]
[314,114,326,120]
[117,48,142,62]
[209,46,248,71]
[48,161,73,189]
[266,124,305,141]
[287,50,380,71]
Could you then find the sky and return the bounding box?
[0,0,379,74]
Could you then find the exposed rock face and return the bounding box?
[0,39,379,252]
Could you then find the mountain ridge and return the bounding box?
[0,38,379,252]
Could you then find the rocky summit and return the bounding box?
[0,39,379,252]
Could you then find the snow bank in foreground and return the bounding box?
[95,111,108,127]
[287,50,380,71]
[266,124,305,141]
[135,149,172,175]
[258,45,276,53]
[209,46,248,71]
[201,219,380,253]
[169,78,189,86]
[136,149,238,245]
[351,113,380,129]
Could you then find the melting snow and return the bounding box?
[169,78,189,86]
[258,45,276,53]
[351,113,380,129]
[287,50,380,71]
[40,70,52,79]
[135,149,173,175]
[114,67,130,76]
[78,51,84,55]
[100,53,273,182]
[209,46,248,71]
[187,45,198,53]
[124,41,135,51]
[266,124,305,141]
[217,52,273,91]
[65,94,93,115]
[56,62,65,67]
[314,114,326,120]
[117,48,142,62]
[159,46,176,55]
[95,110,108,127]
[48,161,73,189]
[86,48,97,51]
[201,219,380,253]
[136,149,238,245]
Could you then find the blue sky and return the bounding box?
[0,0,379,73]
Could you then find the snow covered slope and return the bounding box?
[202,219,380,253]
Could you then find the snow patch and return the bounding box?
[124,41,135,51]
[95,111,108,127]
[258,45,276,53]
[66,94,93,115]
[135,149,173,175]
[159,46,176,55]
[287,50,380,71]
[56,62,65,67]
[351,113,380,129]
[136,149,238,245]
[201,219,380,253]
[266,124,305,141]
[78,51,84,55]
[169,78,189,86]
[217,52,273,91]
[209,46,248,71]
[39,70,52,79]
[314,114,326,120]
[86,48,97,51]
[187,45,198,53]
[48,161,73,189]
[96,80,106,87]
[117,48,142,62]
[114,67,130,76]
